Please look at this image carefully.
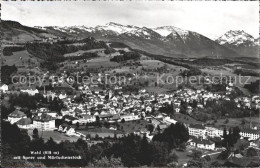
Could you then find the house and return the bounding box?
[8,110,27,124]
[120,113,140,121]
[58,124,76,136]
[21,89,39,96]
[188,124,206,138]
[99,114,113,121]
[16,118,32,129]
[189,138,215,150]
[163,117,177,125]
[32,114,55,131]
[146,106,152,113]
[61,108,71,116]
[63,115,79,124]
[250,138,260,148]
[157,124,168,131]
[0,84,8,92]
[78,115,96,124]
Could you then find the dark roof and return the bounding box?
[16,118,32,125]
[82,114,94,119]
[8,110,26,118]
[241,129,260,135]
[63,115,78,121]
[60,123,74,130]
[99,114,113,118]
[189,124,205,129]
[33,114,54,122]
[191,138,214,145]
[112,114,120,120]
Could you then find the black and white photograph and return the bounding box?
[1,1,259,167]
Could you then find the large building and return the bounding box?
[240,129,260,141]
[16,118,32,129]
[32,114,55,131]
[8,110,27,124]
[205,126,226,138]
[188,124,206,138]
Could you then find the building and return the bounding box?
[189,138,215,150]
[188,124,206,138]
[249,138,260,148]
[21,89,39,96]
[63,115,79,124]
[78,115,96,124]
[8,110,27,124]
[205,126,226,138]
[58,124,76,136]
[0,84,8,93]
[32,114,55,131]
[16,118,32,129]
[240,129,260,140]
[163,117,177,125]
[120,113,140,121]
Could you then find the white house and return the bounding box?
[58,124,76,136]
[163,117,177,125]
[120,113,140,121]
[78,115,96,124]
[189,138,215,150]
[21,89,39,96]
[0,84,8,92]
[250,138,259,148]
[146,106,152,113]
[8,110,27,124]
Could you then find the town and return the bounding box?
[1,1,259,167]
[1,75,260,166]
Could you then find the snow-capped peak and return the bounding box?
[95,22,139,35]
[153,26,189,38]
[216,30,256,46]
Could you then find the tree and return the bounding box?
[225,118,229,124]
[241,119,246,125]
[246,148,258,157]
[95,134,100,140]
[223,127,240,149]
[93,156,123,167]
[191,150,202,160]
[147,124,154,134]
[32,128,39,139]
[138,135,153,166]
[153,122,189,149]
[121,118,125,123]
[76,122,80,128]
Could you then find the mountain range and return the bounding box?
[1,20,258,58]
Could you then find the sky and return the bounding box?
[1,1,259,39]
